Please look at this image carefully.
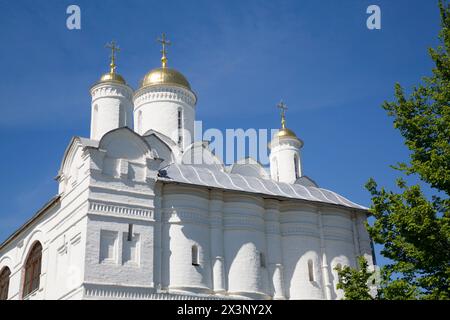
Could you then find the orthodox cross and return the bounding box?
[157,33,171,68]
[277,100,288,129]
[105,40,120,74]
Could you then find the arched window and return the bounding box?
[294,154,300,179]
[0,267,11,300]
[23,242,42,297]
[308,259,314,282]
[191,245,199,266]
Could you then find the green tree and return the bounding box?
[335,257,375,300]
[338,0,450,300]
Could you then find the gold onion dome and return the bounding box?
[276,127,298,138]
[139,33,191,90]
[99,40,126,85]
[274,100,300,140]
[140,67,191,90]
[100,72,126,84]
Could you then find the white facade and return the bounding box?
[90,81,134,141]
[0,53,375,300]
[269,135,303,184]
[134,84,196,151]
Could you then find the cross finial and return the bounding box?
[105,40,120,74]
[277,100,288,129]
[157,33,171,68]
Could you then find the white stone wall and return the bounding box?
[156,185,372,300]
[269,137,302,184]
[133,85,196,150]
[0,171,90,300]
[0,127,374,300]
[161,185,212,294]
[90,83,134,141]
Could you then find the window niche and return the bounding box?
[122,230,140,266]
[99,230,118,264]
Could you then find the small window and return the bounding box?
[308,259,314,282]
[260,252,266,268]
[177,110,183,129]
[191,245,199,266]
[0,267,11,300]
[177,109,183,146]
[92,104,98,137]
[127,224,133,242]
[273,157,279,181]
[294,154,300,179]
[138,110,143,133]
[119,103,126,127]
[23,242,43,298]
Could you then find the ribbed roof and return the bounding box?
[158,164,367,211]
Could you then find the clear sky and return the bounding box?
[0,0,442,267]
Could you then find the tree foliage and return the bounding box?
[338,1,450,300]
[335,257,375,300]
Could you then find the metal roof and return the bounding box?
[158,164,368,211]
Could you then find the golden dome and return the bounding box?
[97,41,126,85]
[99,72,126,84]
[140,67,191,90]
[276,127,298,138]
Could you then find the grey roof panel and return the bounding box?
[160,164,367,211]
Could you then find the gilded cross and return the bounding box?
[277,100,288,129]
[157,33,171,67]
[105,40,120,73]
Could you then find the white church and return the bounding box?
[0,35,375,300]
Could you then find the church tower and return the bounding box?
[90,41,134,141]
[133,34,197,151]
[269,101,304,184]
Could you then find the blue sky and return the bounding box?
[0,0,442,267]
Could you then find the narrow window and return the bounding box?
[308,259,314,282]
[177,109,182,129]
[191,245,199,266]
[177,109,183,146]
[138,110,143,133]
[23,242,42,298]
[119,103,125,127]
[260,252,266,268]
[92,104,98,138]
[294,154,300,179]
[273,157,279,181]
[0,267,11,300]
[127,224,133,242]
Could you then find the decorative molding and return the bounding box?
[89,202,153,220]
[91,85,132,101]
[83,283,228,300]
[134,86,196,107]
